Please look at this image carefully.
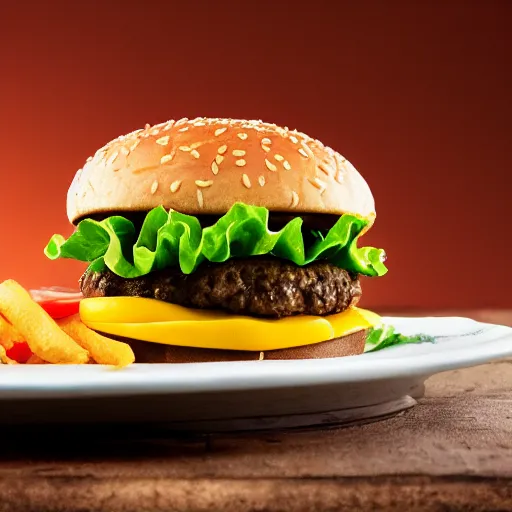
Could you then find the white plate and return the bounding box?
[0,316,511,430]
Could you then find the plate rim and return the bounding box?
[0,316,510,398]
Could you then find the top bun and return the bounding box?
[67,117,376,225]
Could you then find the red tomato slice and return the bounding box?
[30,287,83,319]
[30,287,83,302]
[38,300,81,319]
[6,341,33,364]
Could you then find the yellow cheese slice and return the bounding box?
[80,297,228,323]
[80,297,382,352]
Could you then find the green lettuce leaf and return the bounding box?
[364,325,435,352]
[44,202,387,278]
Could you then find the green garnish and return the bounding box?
[364,325,435,352]
[44,202,387,278]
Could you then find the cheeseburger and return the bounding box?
[45,117,387,363]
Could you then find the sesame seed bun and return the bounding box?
[67,117,376,225]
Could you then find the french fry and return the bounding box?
[57,314,135,367]
[0,280,89,364]
[26,354,48,364]
[0,314,23,350]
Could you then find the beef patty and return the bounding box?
[80,257,362,318]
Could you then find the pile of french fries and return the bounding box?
[0,280,134,367]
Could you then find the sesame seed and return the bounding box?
[151,180,159,194]
[236,159,247,167]
[195,179,213,188]
[179,146,191,152]
[298,148,309,158]
[335,170,344,184]
[197,189,204,208]
[163,121,174,131]
[237,132,248,140]
[310,177,327,192]
[291,191,299,207]
[170,180,182,193]
[261,145,271,152]
[242,174,251,188]
[274,154,284,161]
[215,154,224,165]
[289,135,299,144]
[150,128,160,136]
[258,175,265,187]
[108,151,119,165]
[86,156,93,163]
[318,162,330,175]
[283,160,291,171]
[190,142,202,149]
[261,137,271,145]
[119,146,130,156]
[194,121,206,126]
[160,153,174,164]
[215,127,227,136]
[178,126,189,132]
[156,136,170,146]
[175,117,188,126]
[218,145,228,155]
[265,159,277,172]
[145,123,151,130]
[211,161,219,175]
[232,149,246,157]
[190,149,200,159]
[129,140,140,151]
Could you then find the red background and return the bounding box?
[0,1,510,309]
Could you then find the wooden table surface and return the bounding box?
[1,310,511,512]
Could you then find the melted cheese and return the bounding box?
[80,297,382,352]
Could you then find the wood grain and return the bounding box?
[0,310,510,512]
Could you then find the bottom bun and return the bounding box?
[116,330,369,363]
